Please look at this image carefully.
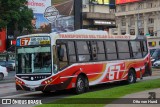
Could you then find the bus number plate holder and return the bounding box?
[30,88,35,91]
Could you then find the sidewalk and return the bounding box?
[105,88,160,107]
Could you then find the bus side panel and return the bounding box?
[59,64,104,89]
[59,61,131,88]
[125,54,151,79]
[99,62,126,83]
[55,55,151,90]
[132,60,144,79]
[42,74,62,91]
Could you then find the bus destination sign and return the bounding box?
[16,37,50,46]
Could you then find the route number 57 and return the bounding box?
[109,65,120,80]
[21,38,30,46]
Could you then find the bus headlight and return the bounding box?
[15,78,25,85]
[42,78,53,85]
[45,81,48,84]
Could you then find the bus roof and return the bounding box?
[17,33,50,39]
[17,29,146,40]
[55,29,139,40]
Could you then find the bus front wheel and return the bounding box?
[75,75,89,94]
[127,69,136,84]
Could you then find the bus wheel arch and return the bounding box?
[127,68,137,84]
[75,73,89,94]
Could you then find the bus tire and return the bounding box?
[84,76,89,92]
[127,69,136,84]
[75,75,86,94]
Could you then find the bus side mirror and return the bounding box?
[60,48,64,57]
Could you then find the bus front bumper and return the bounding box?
[16,84,62,92]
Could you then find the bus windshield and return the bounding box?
[16,46,52,74]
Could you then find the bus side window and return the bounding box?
[77,41,91,62]
[117,41,130,59]
[130,41,142,58]
[141,41,148,56]
[97,41,105,61]
[68,41,77,64]
[57,44,68,69]
[105,41,118,60]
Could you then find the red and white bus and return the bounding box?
[15,29,152,94]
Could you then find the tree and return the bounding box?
[0,0,33,34]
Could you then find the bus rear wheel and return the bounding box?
[75,75,89,94]
[127,69,136,84]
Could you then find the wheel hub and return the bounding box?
[129,74,133,83]
[77,78,84,91]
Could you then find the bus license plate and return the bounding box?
[30,88,35,91]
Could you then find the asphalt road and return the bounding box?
[0,69,159,107]
[5,71,15,80]
[0,71,15,84]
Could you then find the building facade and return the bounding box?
[115,0,160,36]
[82,0,116,31]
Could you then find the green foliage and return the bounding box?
[0,0,33,33]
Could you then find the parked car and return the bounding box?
[0,60,15,71]
[150,48,157,56]
[151,49,160,65]
[0,65,8,80]
[7,60,15,70]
